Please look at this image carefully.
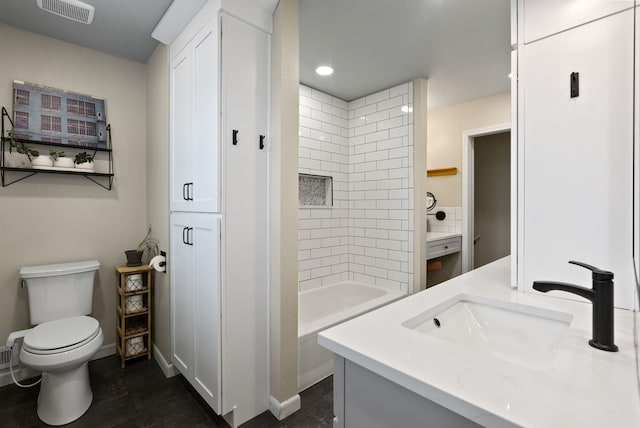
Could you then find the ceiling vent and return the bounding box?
[36,0,95,25]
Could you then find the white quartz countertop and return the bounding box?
[426,231,461,242]
[318,257,640,427]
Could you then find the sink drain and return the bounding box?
[433,318,441,328]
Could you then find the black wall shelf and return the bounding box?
[1,106,114,190]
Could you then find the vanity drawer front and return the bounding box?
[427,237,461,259]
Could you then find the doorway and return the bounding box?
[461,124,512,273]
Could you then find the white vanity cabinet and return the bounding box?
[168,1,270,426]
[332,356,480,428]
[426,233,462,260]
[516,2,637,309]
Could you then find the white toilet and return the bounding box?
[19,260,104,426]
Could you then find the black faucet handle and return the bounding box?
[569,260,614,281]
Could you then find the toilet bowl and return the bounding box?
[19,316,104,426]
[18,260,102,426]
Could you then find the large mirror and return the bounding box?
[298,0,512,290]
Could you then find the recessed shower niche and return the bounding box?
[299,173,333,207]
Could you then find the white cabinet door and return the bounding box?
[170,19,220,213]
[522,0,634,43]
[192,21,221,213]
[170,213,194,374]
[170,48,193,212]
[220,13,269,422]
[170,212,222,411]
[190,213,222,413]
[521,10,635,309]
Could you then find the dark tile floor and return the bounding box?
[0,356,333,428]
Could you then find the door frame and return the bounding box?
[461,123,511,275]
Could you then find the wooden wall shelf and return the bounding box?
[426,167,457,177]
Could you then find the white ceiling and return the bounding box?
[0,0,280,61]
[0,0,511,108]
[0,0,174,62]
[299,0,511,108]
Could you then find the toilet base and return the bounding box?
[37,361,93,426]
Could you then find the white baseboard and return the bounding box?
[0,342,116,388]
[93,342,116,360]
[153,344,179,378]
[269,394,301,421]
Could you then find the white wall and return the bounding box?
[0,24,147,349]
[426,93,510,207]
[270,0,300,408]
[145,43,170,359]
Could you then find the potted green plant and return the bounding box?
[74,151,94,170]
[6,130,46,166]
[50,150,74,168]
[125,225,160,266]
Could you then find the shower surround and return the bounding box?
[298,82,415,293]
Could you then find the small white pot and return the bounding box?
[6,153,31,167]
[31,155,53,167]
[53,157,74,168]
[75,161,94,170]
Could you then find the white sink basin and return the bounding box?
[402,294,573,369]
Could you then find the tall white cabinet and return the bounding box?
[168,1,270,426]
[515,1,638,309]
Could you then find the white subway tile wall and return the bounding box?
[299,86,350,291]
[427,207,462,234]
[298,83,414,293]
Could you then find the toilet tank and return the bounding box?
[20,260,100,325]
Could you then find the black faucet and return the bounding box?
[532,261,618,352]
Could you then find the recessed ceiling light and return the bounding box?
[315,66,334,76]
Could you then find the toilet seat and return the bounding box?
[23,316,101,355]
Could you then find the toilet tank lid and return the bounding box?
[20,260,100,278]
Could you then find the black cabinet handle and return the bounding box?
[233,129,239,145]
[259,135,265,150]
[183,183,194,201]
[182,227,194,245]
[570,72,579,98]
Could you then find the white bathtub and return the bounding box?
[298,281,406,391]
